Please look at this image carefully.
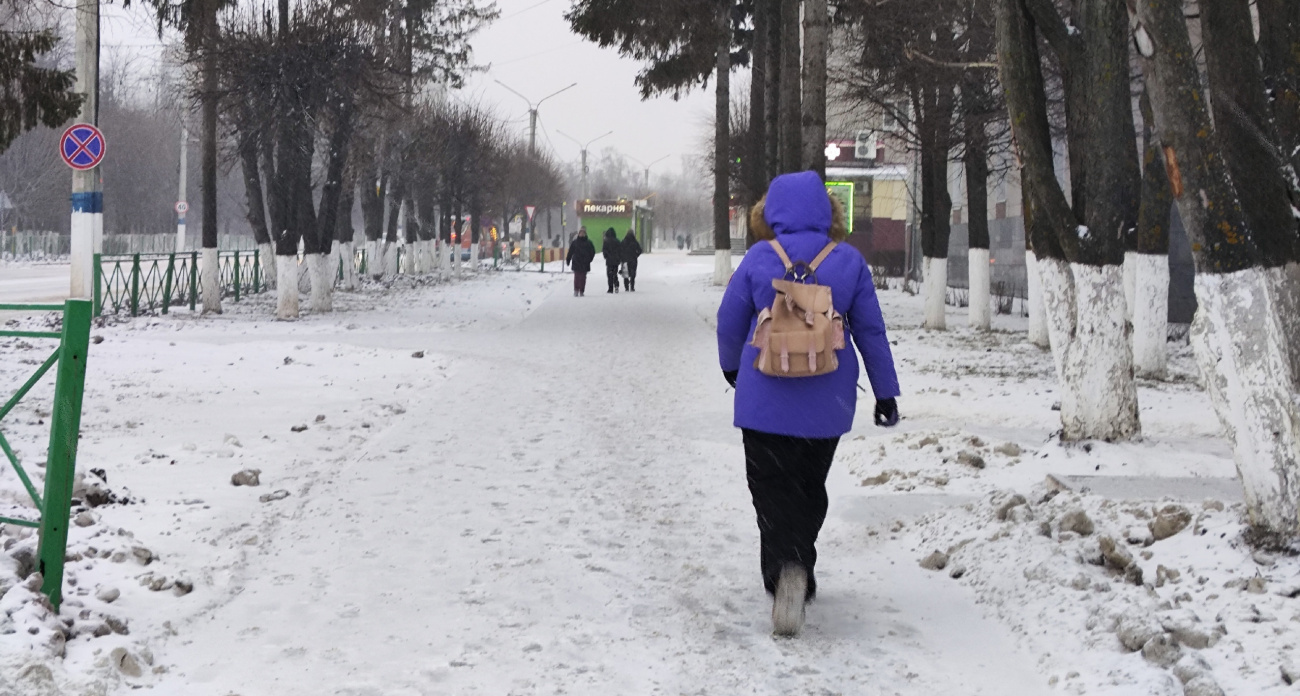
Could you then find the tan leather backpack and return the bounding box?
[751,239,846,377]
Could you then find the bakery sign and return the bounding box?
[577,199,632,216]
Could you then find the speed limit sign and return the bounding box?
[175,201,189,215]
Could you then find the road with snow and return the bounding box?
[46,254,1047,696]
[0,264,69,305]
[1,254,1063,695]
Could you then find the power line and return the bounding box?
[501,0,557,20]
[489,40,584,68]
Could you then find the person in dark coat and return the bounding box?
[716,171,901,637]
[601,228,622,294]
[565,227,596,297]
[621,229,643,291]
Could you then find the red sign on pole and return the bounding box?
[525,205,537,222]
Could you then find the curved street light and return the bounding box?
[556,130,614,199]
[494,80,578,155]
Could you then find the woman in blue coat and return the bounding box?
[716,171,900,636]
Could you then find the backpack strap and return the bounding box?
[769,239,795,272]
[808,242,838,273]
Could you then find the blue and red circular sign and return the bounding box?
[60,123,106,171]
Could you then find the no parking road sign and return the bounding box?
[60,124,106,171]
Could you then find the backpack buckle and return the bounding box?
[785,262,817,284]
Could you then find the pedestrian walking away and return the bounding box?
[621,229,643,292]
[602,228,622,294]
[716,170,901,637]
[565,227,596,297]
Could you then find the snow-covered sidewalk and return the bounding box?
[1,253,1295,695]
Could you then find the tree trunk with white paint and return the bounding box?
[421,241,434,276]
[923,256,947,330]
[338,241,356,290]
[1039,260,1141,441]
[1122,251,1137,323]
[258,242,277,290]
[1191,269,1300,535]
[307,253,332,312]
[383,242,398,280]
[276,255,299,319]
[1026,251,1050,348]
[1134,0,1300,537]
[1132,253,1169,379]
[968,249,991,331]
[402,244,417,275]
[471,239,481,271]
[1270,263,1300,390]
[201,247,222,314]
[713,249,733,286]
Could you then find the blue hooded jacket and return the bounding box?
[717,171,900,438]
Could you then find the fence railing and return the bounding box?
[95,250,267,317]
[0,300,92,611]
[1,232,260,260]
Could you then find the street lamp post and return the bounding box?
[628,154,671,193]
[494,80,577,156]
[556,130,614,200]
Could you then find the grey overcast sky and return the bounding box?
[97,0,720,180]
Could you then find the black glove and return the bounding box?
[874,398,899,427]
[722,370,738,388]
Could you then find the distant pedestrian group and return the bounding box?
[565,226,642,296]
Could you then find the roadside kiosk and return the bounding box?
[575,199,652,254]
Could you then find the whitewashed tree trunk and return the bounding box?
[1026,250,1050,348]
[1122,251,1138,323]
[367,240,381,279]
[453,243,462,280]
[201,247,222,314]
[922,256,947,330]
[1191,268,1300,535]
[471,239,481,272]
[338,241,356,290]
[968,248,991,331]
[307,253,332,312]
[383,242,398,280]
[402,244,417,275]
[258,242,277,290]
[1039,259,1142,441]
[276,255,299,320]
[713,249,733,286]
[1132,253,1169,379]
[420,241,433,275]
[1267,262,1300,390]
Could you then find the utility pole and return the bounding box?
[176,126,188,253]
[494,81,577,156]
[69,0,100,299]
[557,130,613,200]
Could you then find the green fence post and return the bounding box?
[37,299,92,611]
[234,250,242,302]
[92,253,102,317]
[253,249,261,294]
[129,253,141,317]
[540,245,545,273]
[162,253,176,315]
[189,251,198,311]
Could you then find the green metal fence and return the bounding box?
[0,300,92,610]
[95,250,267,317]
